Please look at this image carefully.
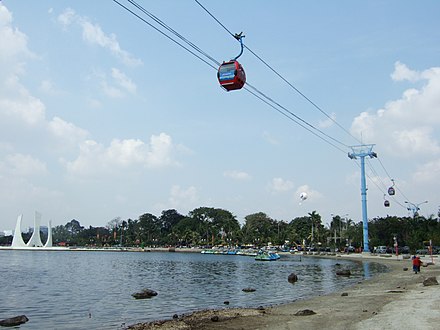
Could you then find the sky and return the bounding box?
[1,0,440,232]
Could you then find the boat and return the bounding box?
[255,251,280,261]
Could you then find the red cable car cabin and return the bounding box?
[217,60,246,91]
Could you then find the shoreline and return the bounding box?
[127,254,440,330]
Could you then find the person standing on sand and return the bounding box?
[412,255,422,274]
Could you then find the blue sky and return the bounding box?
[1,0,440,232]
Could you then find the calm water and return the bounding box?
[0,250,388,329]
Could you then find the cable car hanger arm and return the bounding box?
[233,32,245,61]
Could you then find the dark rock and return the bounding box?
[173,314,178,319]
[295,309,316,316]
[403,267,408,271]
[242,287,256,292]
[423,277,439,286]
[211,315,219,322]
[341,292,348,296]
[363,310,368,312]
[132,289,158,299]
[257,306,265,311]
[336,269,351,276]
[288,273,298,283]
[0,315,29,327]
[224,301,230,305]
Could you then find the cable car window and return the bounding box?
[218,63,236,81]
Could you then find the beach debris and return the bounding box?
[341,292,348,296]
[403,267,408,271]
[387,290,405,293]
[363,309,368,312]
[172,314,178,319]
[288,273,298,283]
[423,277,439,286]
[295,309,316,316]
[132,289,158,299]
[242,287,256,292]
[211,315,219,322]
[224,301,230,305]
[336,269,351,276]
[257,306,265,311]
[0,315,29,327]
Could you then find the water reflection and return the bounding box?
[0,251,387,329]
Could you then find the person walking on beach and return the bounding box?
[412,255,422,274]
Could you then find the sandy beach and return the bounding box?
[128,254,440,330]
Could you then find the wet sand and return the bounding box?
[127,254,440,330]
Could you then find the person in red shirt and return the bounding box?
[412,256,422,274]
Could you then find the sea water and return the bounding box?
[0,250,387,329]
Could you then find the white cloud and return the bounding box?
[168,185,199,208]
[269,177,294,193]
[111,68,137,94]
[100,68,137,98]
[57,8,142,67]
[391,61,421,82]
[66,133,180,177]
[262,131,279,145]
[223,170,251,181]
[351,63,440,157]
[0,76,46,126]
[48,116,89,146]
[318,112,336,128]
[413,159,440,183]
[0,5,33,67]
[0,153,47,177]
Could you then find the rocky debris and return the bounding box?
[341,292,348,296]
[223,301,230,305]
[0,315,29,327]
[423,276,439,286]
[295,309,316,316]
[288,273,298,283]
[128,308,263,329]
[172,314,178,319]
[336,269,351,276]
[242,287,256,292]
[387,290,405,293]
[132,289,158,299]
[403,267,408,271]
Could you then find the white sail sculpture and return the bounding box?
[11,212,53,248]
[26,211,44,247]
[11,214,27,248]
[44,220,53,248]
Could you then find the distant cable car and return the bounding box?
[217,33,246,91]
[388,179,395,196]
[383,194,390,207]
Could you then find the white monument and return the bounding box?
[11,212,53,248]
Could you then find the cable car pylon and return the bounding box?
[348,144,377,253]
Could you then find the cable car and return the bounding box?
[217,32,246,91]
[384,200,390,207]
[217,60,246,91]
[388,179,395,196]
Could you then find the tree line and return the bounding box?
[2,207,440,252]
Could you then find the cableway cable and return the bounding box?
[113,0,350,154]
[193,0,363,145]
